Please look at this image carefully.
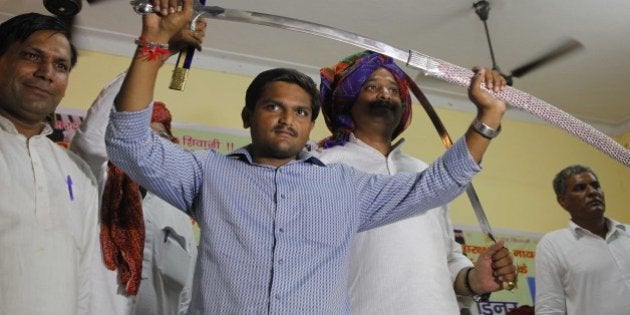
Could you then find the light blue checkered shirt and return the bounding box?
[106,105,480,314]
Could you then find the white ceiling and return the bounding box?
[2,0,629,135]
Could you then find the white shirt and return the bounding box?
[0,115,100,315]
[71,74,197,315]
[316,134,473,315]
[131,193,197,315]
[535,218,630,315]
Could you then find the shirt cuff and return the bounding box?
[442,137,482,185]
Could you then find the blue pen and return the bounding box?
[66,175,74,201]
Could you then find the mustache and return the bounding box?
[368,100,399,109]
[273,125,297,136]
[587,197,604,205]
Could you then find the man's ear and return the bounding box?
[557,195,568,210]
[241,107,251,128]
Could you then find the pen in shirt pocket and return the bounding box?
[66,175,74,201]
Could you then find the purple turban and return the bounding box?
[319,51,412,148]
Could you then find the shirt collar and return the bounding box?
[348,132,406,157]
[0,114,53,136]
[568,217,626,239]
[227,145,326,167]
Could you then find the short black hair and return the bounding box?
[0,13,78,68]
[244,68,320,121]
[552,164,598,197]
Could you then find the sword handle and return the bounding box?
[169,0,206,91]
[169,46,195,91]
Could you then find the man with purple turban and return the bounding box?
[316,51,516,314]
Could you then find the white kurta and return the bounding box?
[535,219,630,315]
[0,115,100,315]
[316,134,473,315]
[132,193,197,315]
[71,73,197,315]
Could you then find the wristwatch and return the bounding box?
[471,119,501,139]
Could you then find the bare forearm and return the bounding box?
[115,0,196,112]
[465,108,505,163]
[115,48,165,112]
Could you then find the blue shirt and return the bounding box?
[106,105,480,314]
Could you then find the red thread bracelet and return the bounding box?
[135,36,170,61]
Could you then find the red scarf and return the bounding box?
[100,101,175,295]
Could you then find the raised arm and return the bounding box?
[116,0,202,112]
[70,73,126,181]
[464,67,507,163]
[105,0,206,212]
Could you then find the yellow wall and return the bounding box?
[614,131,630,150]
[63,50,630,234]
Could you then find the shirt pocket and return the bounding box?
[157,226,193,288]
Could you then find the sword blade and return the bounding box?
[205,8,405,62]
[406,74,498,243]
[465,185,496,243]
[199,7,443,76]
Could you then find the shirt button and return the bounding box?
[275,294,281,300]
[278,228,285,233]
[280,194,286,199]
[278,258,284,264]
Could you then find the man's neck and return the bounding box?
[353,130,393,156]
[573,217,608,239]
[247,147,297,168]
[0,109,45,139]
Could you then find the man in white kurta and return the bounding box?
[316,51,516,314]
[0,115,100,314]
[0,13,100,314]
[317,134,473,314]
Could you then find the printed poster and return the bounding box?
[455,225,542,315]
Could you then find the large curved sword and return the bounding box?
[195,6,629,168]
[130,1,630,167]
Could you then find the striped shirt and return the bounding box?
[106,105,480,314]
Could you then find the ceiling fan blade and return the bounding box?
[43,0,82,17]
[510,38,584,78]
